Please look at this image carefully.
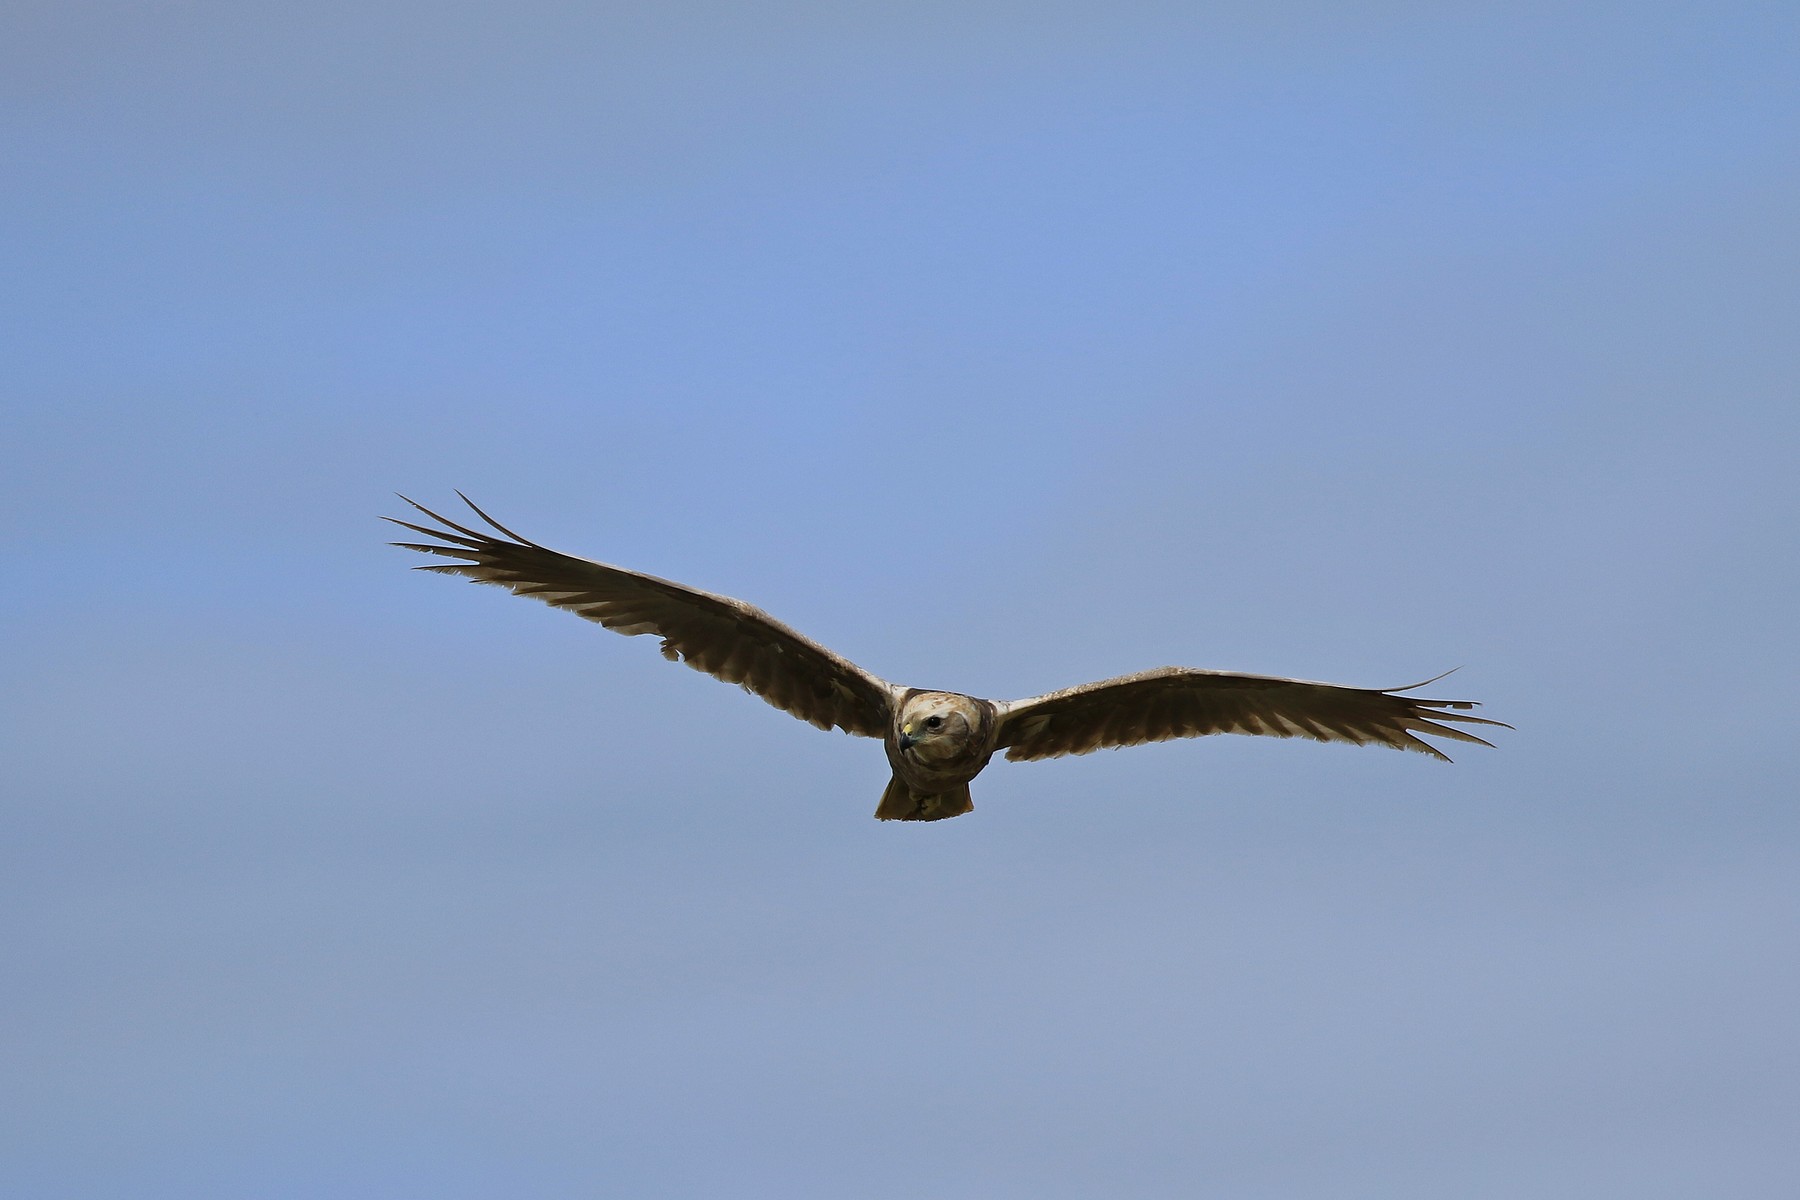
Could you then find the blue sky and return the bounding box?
[4,2,1798,1196]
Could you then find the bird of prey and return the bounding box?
[387,495,1506,822]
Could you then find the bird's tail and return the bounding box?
[874,777,974,822]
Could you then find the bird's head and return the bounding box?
[896,693,986,764]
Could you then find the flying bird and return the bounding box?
[387,495,1506,822]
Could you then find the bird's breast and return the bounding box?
[885,734,998,791]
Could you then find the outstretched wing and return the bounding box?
[995,667,1506,762]
[386,494,898,737]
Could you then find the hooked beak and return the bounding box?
[898,724,915,751]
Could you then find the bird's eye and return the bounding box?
[925,715,944,730]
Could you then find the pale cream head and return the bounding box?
[897,692,987,765]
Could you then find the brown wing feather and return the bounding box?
[995,667,1507,763]
[386,494,896,737]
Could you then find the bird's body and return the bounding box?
[879,691,1000,820]
[388,495,1506,821]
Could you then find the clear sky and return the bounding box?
[4,2,1798,1196]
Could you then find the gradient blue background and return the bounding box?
[5,2,1798,1196]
